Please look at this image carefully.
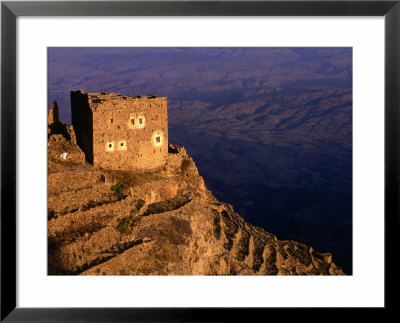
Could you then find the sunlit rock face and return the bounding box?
[48,47,352,274]
[48,128,344,276]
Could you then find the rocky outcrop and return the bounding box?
[48,139,344,276]
[48,101,85,164]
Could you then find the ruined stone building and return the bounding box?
[48,101,59,126]
[71,90,168,171]
[48,101,77,144]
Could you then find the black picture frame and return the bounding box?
[1,0,399,321]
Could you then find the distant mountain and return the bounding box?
[49,48,352,137]
[48,48,352,273]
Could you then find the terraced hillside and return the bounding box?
[48,129,344,275]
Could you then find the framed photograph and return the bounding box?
[1,0,399,320]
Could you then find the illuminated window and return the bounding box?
[129,114,136,129]
[106,141,114,152]
[118,140,127,151]
[152,131,163,147]
[136,114,146,129]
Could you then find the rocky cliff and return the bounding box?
[48,127,344,276]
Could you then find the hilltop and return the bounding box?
[48,48,353,273]
[48,124,344,275]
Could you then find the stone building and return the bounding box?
[71,90,168,171]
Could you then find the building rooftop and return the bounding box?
[74,90,166,101]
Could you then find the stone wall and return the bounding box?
[66,125,77,145]
[71,91,94,163]
[48,170,104,194]
[71,91,168,171]
[48,101,59,125]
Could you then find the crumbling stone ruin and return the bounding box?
[71,90,168,171]
[48,101,76,142]
[48,101,60,126]
[48,101,85,163]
